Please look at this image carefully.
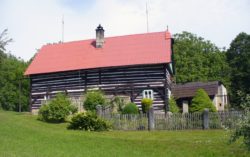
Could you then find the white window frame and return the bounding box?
[143,89,154,100]
[44,95,50,101]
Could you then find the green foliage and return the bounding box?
[0,57,29,111]
[190,88,216,112]
[0,29,30,111]
[228,100,250,152]
[226,32,250,108]
[230,112,250,150]
[68,111,111,131]
[38,93,77,123]
[83,90,106,111]
[169,96,180,113]
[122,103,139,114]
[173,32,230,88]
[141,98,153,113]
[110,96,126,113]
[237,91,250,110]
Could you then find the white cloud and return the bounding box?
[0,0,249,61]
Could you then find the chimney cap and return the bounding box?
[96,24,104,31]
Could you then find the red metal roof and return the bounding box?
[25,31,172,75]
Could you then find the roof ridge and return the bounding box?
[42,31,166,48]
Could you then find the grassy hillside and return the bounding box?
[0,110,249,157]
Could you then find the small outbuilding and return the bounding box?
[172,81,228,112]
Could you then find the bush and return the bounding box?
[84,90,106,111]
[67,112,111,131]
[237,91,250,110]
[190,88,216,112]
[110,96,126,113]
[230,112,250,150]
[169,96,179,113]
[38,93,77,123]
[122,103,139,114]
[141,98,153,113]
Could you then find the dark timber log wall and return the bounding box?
[30,63,172,111]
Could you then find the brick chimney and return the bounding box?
[95,24,105,48]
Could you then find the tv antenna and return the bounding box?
[62,14,64,42]
[146,2,149,33]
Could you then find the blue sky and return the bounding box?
[0,0,250,61]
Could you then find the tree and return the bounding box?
[173,32,230,87]
[190,88,216,112]
[0,29,13,52]
[169,96,179,113]
[0,29,30,111]
[226,32,250,108]
[0,54,30,111]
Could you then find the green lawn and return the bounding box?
[0,111,249,157]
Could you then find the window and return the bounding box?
[143,90,154,100]
[44,94,50,101]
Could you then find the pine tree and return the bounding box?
[190,88,216,112]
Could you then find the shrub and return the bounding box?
[67,112,111,131]
[230,112,250,150]
[110,96,126,113]
[237,91,250,110]
[141,98,153,113]
[190,88,216,112]
[38,93,77,123]
[169,96,179,113]
[122,103,139,114]
[83,90,106,111]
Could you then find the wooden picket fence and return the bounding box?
[209,111,245,129]
[154,112,203,130]
[100,110,246,131]
[102,113,148,130]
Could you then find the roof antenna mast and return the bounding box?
[62,14,64,43]
[146,2,149,33]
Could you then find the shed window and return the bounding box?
[168,88,171,99]
[143,90,154,100]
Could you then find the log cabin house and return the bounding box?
[25,25,174,114]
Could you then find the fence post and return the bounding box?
[203,108,209,130]
[96,105,102,117]
[148,107,155,131]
